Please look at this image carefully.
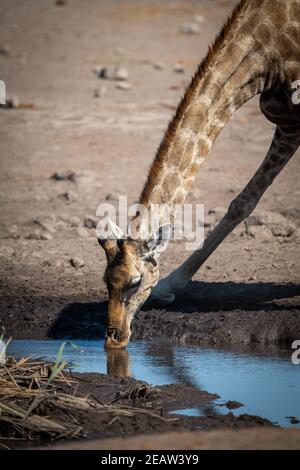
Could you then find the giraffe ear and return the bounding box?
[97,218,125,241]
[97,218,125,263]
[143,224,172,260]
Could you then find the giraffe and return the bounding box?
[98,0,300,349]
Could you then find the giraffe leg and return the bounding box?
[150,125,300,305]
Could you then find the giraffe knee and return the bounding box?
[227,196,256,223]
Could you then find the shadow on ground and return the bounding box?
[48,301,107,339]
[48,281,300,339]
[145,280,300,313]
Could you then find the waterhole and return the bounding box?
[7,339,300,428]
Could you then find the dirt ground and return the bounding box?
[51,428,300,450]
[0,0,299,343]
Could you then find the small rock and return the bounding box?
[25,229,43,240]
[40,232,53,241]
[51,170,75,181]
[174,63,185,73]
[153,61,166,70]
[32,217,55,234]
[0,45,10,56]
[56,258,69,268]
[244,210,297,239]
[113,66,129,81]
[55,0,67,6]
[1,95,19,109]
[93,86,106,98]
[7,225,20,239]
[93,65,109,79]
[70,257,84,268]
[286,416,300,425]
[105,193,119,202]
[223,400,244,410]
[84,214,98,229]
[204,207,226,230]
[248,275,257,281]
[72,169,97,186]
[180,22,201,35]
[58,214,81,227]
[59,190,78,202]
[116,82,131,91]
[194,14,205,24]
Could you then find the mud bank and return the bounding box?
[1,280,300,346]
[0,369,274,450]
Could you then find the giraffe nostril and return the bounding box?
[106,327,115,339]
[106,327,122,341]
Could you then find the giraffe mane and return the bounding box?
[139,0,249,206]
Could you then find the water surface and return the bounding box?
[8,339,300,428]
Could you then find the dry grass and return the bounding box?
[0,356,177,443]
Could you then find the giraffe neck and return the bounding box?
[137,0,279,227]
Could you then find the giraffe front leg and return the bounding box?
[150,271,187,305]
[150,125,300,306]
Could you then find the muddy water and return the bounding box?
[7,339,300,428]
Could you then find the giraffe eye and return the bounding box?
[130,276,142,288]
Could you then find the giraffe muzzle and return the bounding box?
[105,327,129,349]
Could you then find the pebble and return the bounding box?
[224,400,244,410]
[59,190,78,202]
[93,65,128,81]
[32,217,55,234]
[84,214,98,229]
[194,14,205,24]
[51,170,75,181]
[244,210,297,239]
[25,229,43,240]
[70,257,84,268]
[174,63,185,73]
[58,214,81,227]
[8,225,20,239]
[116,82,131,90]
[94,65,109,79]
[286,416,300,425]
[1,95,19,109]
[113,66,129,81]
[105,193,119,202]
[180,22,201,35]
[153,61,166,70]
[93,86,106,98]
[0,45,10,55]
[40,232,53,241]
[56,258,69,269]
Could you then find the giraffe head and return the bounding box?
[98,220,172,349]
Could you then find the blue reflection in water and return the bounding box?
[7,339,300,428]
